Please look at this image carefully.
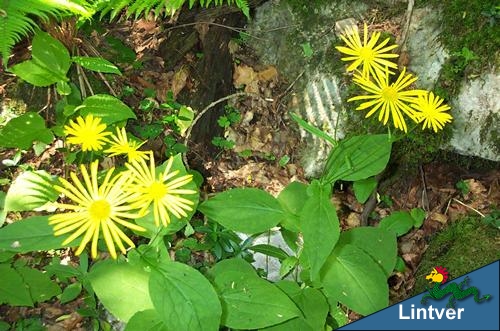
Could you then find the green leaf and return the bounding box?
[88,260,154,322]
[32,31,70,77]
[277,181,309,232]
[72,56,122,75]
[410,208,426,228]
[249,244,289,261]
[175,105,195,136]
[289,113,337,146]
[0,321,10,331]
[9,60,62,86]
[0,216,77,253]
[320,244,388,316]
[56,81,72,95]
[0,264,33,306]
[149,262,222,331]
[211,258,300,329]
[301,42,313,58]
[299,180,339,281]
[1,170,58,225]
[336,227,397,277]
[60,282,82,304]
[199,188,284,234]
[353,177,377,204]
[16,266,61,303]
[378,211,415,237]
[0,112,54,150]
[76,94,136,125]
[262,281,328,331]
[125,310,169,331]
[321,134,392,185]
[280,256,298,279]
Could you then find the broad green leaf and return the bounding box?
[337,227,397,277]
[0,321,10,331]
[0,216,76,253]
[76,94,136,125]
[211,258,300,329]
[320,244,388,316]
[329,304,349,329]
[125,310,169,331]
[378,211,415,237]
[0,264,33,306]
[199,188,284,234]
[249,244,289,261]
[299,180,339,281]
[88,260,153,322]
[280,256,298,279]
[277,181,309,232]
[56,81,72,95]
[16,266,61,303]
[410,208,426,228]
[9,61,63,86]
[1,170,58,225]
[60,282,82,304]
[149,262,222,331]
[262,281,328,331]
[32,31,71,78]
[0,112,54,150]
[176,105,194,136]
[72,56,122,75]
[321,134,391,185]
[353,177,378,204]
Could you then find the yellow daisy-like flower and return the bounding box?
[105,127,149,162]
[64,114,112,151]
[125,152,197,227]
[336,23,399,78]
[49,161,146,259]
[411,91,453,132]
[349,67,427,132]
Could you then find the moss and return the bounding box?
[479,112,500,156]
[416,0,500,100]
[412,214,500,295]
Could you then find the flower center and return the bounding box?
[148,181,167,199]
[381,86,398,102]
[89,199,111,220]
[360,46,375,61]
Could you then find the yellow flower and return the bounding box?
[411,91,453,132]
[64,114,112,151]
[336,23,399,78]
[49,161,145,259]
[105,127,149,162]
[349,67,427,132]
[125,152,197,227]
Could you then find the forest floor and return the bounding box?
[0,9,499,330]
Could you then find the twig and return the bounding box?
[419,165,430,211]
[399,0,415,52]
[182,91,265,167]
[452,198,486,218]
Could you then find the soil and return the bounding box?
[0,3,499,330]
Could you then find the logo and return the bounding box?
[399,266,492,320]
[421,266,491,308]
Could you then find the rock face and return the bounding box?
[246,0,499,178]
[449,73,500,161]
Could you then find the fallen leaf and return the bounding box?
[257,66,278,82]
[171,66,189,98]
[430,212,448,224]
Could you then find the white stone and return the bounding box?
[449,72,500,161]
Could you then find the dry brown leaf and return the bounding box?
[430,212,448,224]
[233,64,259,93]
[346,212,360,228]
[257,66,278,82]
[171,66,189,98]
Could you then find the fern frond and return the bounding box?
[97,0,250,21]
[0,0,93,66]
